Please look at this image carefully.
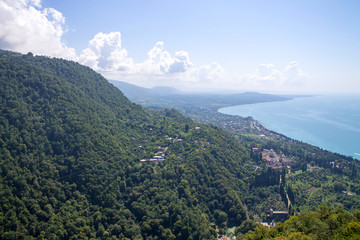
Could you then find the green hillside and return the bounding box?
[1,50,360,240]
[0,50,254,239]
[110,70,360,237]
[242,205,360,239]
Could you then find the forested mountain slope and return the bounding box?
[109,63,360,235]
[0,50,254,239]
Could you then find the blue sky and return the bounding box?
[1,0,360,93]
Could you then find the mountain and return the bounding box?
[0,50,254,239]
[109,68,360,237]
[151,86,181,95]
[109,80,180,98]
[2,50,360,240]
[108,80,291,110]
[108,80,152,99]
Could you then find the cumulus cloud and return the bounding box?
[283,61,309,86]
[191,62,225,83]
[134,41,174,74]
[79,32,224,87]
[0,0,76,59]
[238,61,309,90]
[130,42,193,75]
[79,32,133,72]
[0,1,231,89]
[255,64,283,85]
[168,51,192,73]
[0,1,309,91]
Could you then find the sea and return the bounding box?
[219,95,360,160]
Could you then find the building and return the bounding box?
[269,208,289,222]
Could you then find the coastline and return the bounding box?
[109,79,359,160]
[218,95,360,160]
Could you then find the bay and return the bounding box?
[219,95,360,160]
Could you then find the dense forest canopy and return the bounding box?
[1,50,360,239]
[242,205,360,239]
[0,50,254,239]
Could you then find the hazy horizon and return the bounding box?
[1,0,360,94]
[109,79,359,96]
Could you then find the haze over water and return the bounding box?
[219,95,360,160]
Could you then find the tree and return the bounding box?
[236,219,258,235]
[334,182,346,193]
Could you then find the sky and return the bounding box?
[1,0,360,93]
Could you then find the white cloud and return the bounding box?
[76,32,308,91]
[0,0,76,59]
[79,32,224,87]
[255,63,283,86]
[0,1,309,92]
[168,51,192,73]
[283,61,309,86]
[131,42,193,75]
[79,32,133,72]
[237,61,309,90]
[191,62,225,83]
[133,41,174,74]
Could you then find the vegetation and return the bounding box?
[242,205,360,239]
[0,50,255,239]
[1,50,360,239]
[243,134,360,216]
[113,75,360,236]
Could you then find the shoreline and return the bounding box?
[217,95,360,160]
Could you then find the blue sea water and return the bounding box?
[219,95,360,160]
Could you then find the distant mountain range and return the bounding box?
[108,79,292,109]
